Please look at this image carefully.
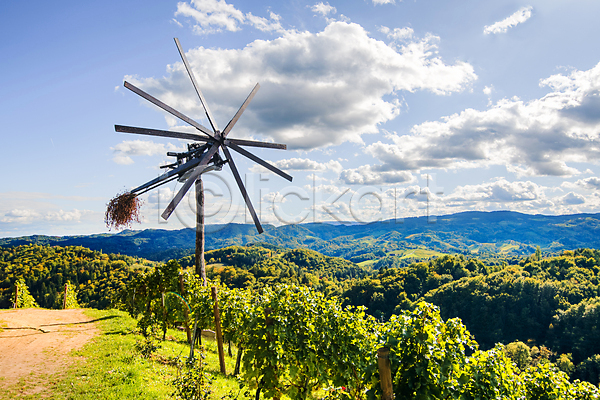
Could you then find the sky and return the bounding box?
[2,0,600,237]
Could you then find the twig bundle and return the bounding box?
[105,191,143,231]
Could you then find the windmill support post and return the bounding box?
[195,178,207,286]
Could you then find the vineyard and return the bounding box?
[4,244,600,398]
[119,260,599,399]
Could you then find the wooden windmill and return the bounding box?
[114,38,292,282]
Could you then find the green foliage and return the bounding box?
[14,278,38,308]
[0,244,154,309]
[120,259,185,339]
[134,336,161,359]
[550,297,600,364]
[172,355,213,400]
[505,341,532,371]
[573,354,600,386]
[556,353,575,376]
[374,302,477,399]
[461,345,524,400]
[237,285,377,399]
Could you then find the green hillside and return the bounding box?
[2,211,599,265]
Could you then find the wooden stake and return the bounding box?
[179,275,192,344]
[195,178,207,286]
[63,283,68,309]
[14,284,18,309]
[377,347,394,400]
[211,286,226,374]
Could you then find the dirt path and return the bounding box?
[0,308,99,395]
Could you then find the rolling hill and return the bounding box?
[2,211,600,263]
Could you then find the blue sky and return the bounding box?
[2,0,600,237]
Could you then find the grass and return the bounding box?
[386,248,444,259]
[1,309,245,400]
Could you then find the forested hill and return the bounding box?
[2,211,600,262]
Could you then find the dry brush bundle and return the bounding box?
[105,191,143,231]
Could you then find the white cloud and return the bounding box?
[1,209,41,223]
[364,62,600,177]
[484,6,533,35]
[111,140,183,165]
[310,2,336,17]
[273,158,342,172]
[372,0,395,5]
[1,208,93,223]
[380,26,413,41]
[340,165,414,185]
[560,192,585,205]
[445,178,544,203]
[131,21,476,150]
[175,0,283,34]
[571,177,600,191]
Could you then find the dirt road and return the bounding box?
[0,308,99,394]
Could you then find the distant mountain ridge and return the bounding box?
[2,211,600,262]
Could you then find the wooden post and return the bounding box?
[179,275,192,344]
[63,283,68,309]
[14,284,18,308]
[377,347,394,400]
[211,286,226,374]
[195,178,207,286]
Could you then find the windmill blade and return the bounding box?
[174,38,219,133]
[124,81,214,138]
[133,174,180,197]
[221,83,260,138]
[221,146,263,234]
[226,138,286,150]
[226,141,292,182]
[161,143,220,220]
[115,125,213,142]
[130,157,203,195]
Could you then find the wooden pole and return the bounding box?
[14,284,18,309]
[211,286,226,374]
[377,347,394,400]
[179,275,192,344]
[195,178,207,286]
[63,283,68,309]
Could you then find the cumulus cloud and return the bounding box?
[571,177,600,191]
[174,0,283,34]
[560,192,585,205]
[310,2,336,16]
[484,6,533,35]
[273,158,342,172]
[340,165,414,185]
[446,178,544,203]
[131,21,476,150]
[372,0,395,5]
[380,26,413,41]
[1,208,93,223]
[111,140,183,165]
[364,62,600,177]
